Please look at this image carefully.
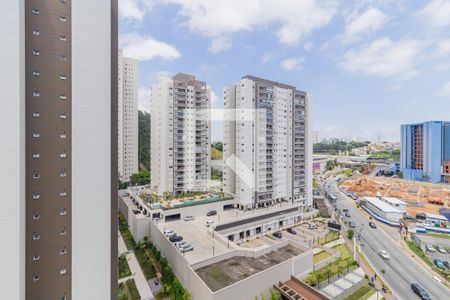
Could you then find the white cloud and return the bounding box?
[339,37,424,79]
[434,39,450,57]
[138,87,152,112]
[419,0,450,28]
[120,33,181,61]
[166,0,337,51]
[281,57,304,71]
[119,0,154,22]
[342,8,387,44]
[261,52,278,63]
[435,81,450,97]
[208,36,232,53]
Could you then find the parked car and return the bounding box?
[411,283,431,300]
[169,235,183,243]
[434,258,445,269]
[272,232,283,239]
[287,228,297,234]
[349,221,356,228]
[369,221,377,229]
[426,244,436,252]
[437,245,447,254]
[174,241,188,249]
[345,212,351,218]
[206,220,215,227]
[183,215,195,221]
[379,249,390,260]
[180,244,194,253]
[206,210,217,216]
[164,229,176,237]
[342,208,349,213]
[443,260,450,269]
[308,224,318,230]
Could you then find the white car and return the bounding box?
[379,250,390,260]
[437,245,447,254]
[426,244,436,252]
[206,220,215,227]
[183,215,195,221]
[180,244,194,253]
[174,241,188,249]
[164,229,176,237]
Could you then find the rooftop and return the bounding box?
[195,245,303,292]
[363,197,403,213]
[382,197,406,205]
[423,212,448,220]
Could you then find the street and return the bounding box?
[321,177,450,300]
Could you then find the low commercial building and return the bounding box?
[362,197,405,223]
[380,197,407,213]
[423,212,448,225]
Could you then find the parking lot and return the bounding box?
[419,234,450,265]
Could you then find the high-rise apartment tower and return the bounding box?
[118,49,138,182]
[223,76,312,210]
[0,1,118,299]
[150,73,211,195]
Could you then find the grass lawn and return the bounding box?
[313,251,332,264]
[332,244,352,260]
[305,257,358,286]
[319,231,340,245]
[119,255,132,279]
[428,233,450,240]
[118,279,140,300]
[344,285,376,300]
[211,146,223,160]
[406,241,433,266]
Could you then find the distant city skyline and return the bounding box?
[119,0,450,143]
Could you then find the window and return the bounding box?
[32,153,40,159]
[33,213,40,220]
[33,112,40,118]
[59,16,67,22]
[33,254,40,261]
[33,29,40,36]
[59,74,66,80]
[60,209,67,216]
[32,193,40,200]
[32,48,40,56]
[59,35,66,41]
[33,91,40,97]
[32,70,40,77]
[33,172,40,179]
[33,233,40,240]
[32,8,40,15]
[32,132,40,138]
[60,228,67,236]
[33,274,40,282]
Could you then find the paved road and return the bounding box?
[320,178,450,300]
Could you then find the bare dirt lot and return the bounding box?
[340,176,450,216]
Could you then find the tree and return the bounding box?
[129,169,150,186]
[347,229,354,240]
[270,290,280,300]
[211,141,223,152]
[138,110,151,170]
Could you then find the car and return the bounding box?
[206,220,215,227]
[426,244,436,252]
[342,208,349,213]
[183,215,195,221]
[180,244,194,253]
[308,224,318,229]
[411,283,431,300]
[379,249,390,260]
[444,260,450,269]
[272,232,283,239]
[206,210,217,216]
[287,228,297,234]
[434,258,445,269]
[349,221,356,228]
[169,235,183,243]
[174,241,188,249]
[437,245,447,254]
[369,221,377,229]
[345,212,351,218]
[164,229,176,237]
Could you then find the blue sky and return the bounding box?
[119,0,450,142]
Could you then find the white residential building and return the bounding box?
[223,76,313,210]
[151,73,211,195]
[0,1,117,299]
[118,49,139,182]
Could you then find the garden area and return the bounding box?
[119,213,191,300]
[313,251,332,264]
[119,255,132,279]
[318,231,340,245]
[118,280,140,300]
[304,254,358,287]
[344,285,376,300]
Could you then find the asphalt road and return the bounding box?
[320,177,450,300]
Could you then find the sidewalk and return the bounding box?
[118,232,128,256]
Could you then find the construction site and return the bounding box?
[340,176,450,216]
